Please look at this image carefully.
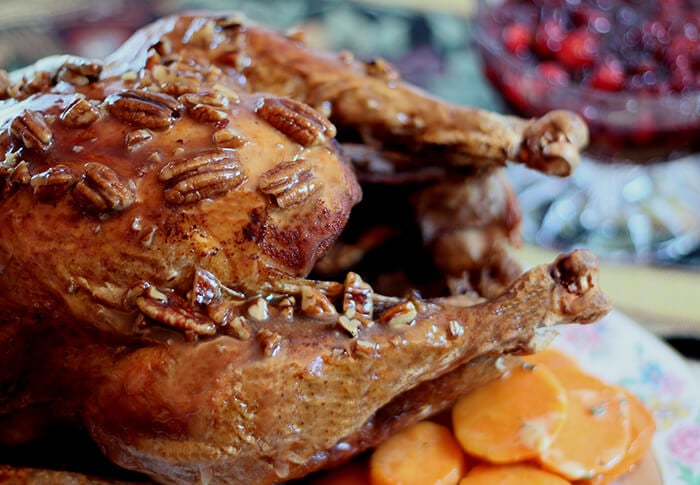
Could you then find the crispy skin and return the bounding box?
[99,14,588,177]
[0,13,607,485]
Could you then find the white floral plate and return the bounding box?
[551,310,700,485]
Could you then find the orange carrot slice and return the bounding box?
[538,388,630,480]
[577,389,656,485]
[452,363,568,463]
[522,349,606,391]
[309,458,370,485]
[369,421,466,485]
[458,464,571,485]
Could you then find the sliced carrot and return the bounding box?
[309,458,370,485]
[538,388,630,480]
[577,389,656,485]
[452,363,568,463]
[458,464,571,485]
[521,348,579,368]
[522,349,607,391]
[369,421,466,485]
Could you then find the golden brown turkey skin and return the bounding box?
[98,13,588,177]
[84,251,609,485]
[0,82,359,338]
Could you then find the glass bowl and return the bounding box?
[472,0,700,164]
[472,0,700,265]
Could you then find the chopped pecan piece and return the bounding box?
[72,163,136,213]
[213,127,247,148]
[254,97,336,146]
[104,89,182,130]
[300,285,337,318]
[10,110,53,151]
[30,165,76,202]
[61,97,101,128]
[180,91,229,108]
[136,285,216,336]
[258,328,283,357]
[342,272,374,323]
[183,18,218,47]
[125,129,153,151]
[378,301,417,328]
[158,151,246,205]
[56,59,103,86]
[191,268,222,307]
[226,316,252,340]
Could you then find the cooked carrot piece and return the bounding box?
[538,388,630,481]
[369,421,467,485]
[522,348,579,368]
[309,458,371,485]
[458,464,571,485]
[577,389,656,485]
[522,349,606,391]
[452,363,568,463]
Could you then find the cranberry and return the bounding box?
[502,22,533,57]
[557,28,600,69]
[534,19,568,57]
[573,7,612,34]
[536,61,571,84]
[589,57,625,91]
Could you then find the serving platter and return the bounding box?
[552,310,700,485]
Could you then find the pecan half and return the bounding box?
[258,328,283,357]
[254,97,336,146]
[125,129,153,151]
[61,97,101,128]
[188,104,228,124]
[342,272,374,323]
[213,127,247,148]
[258,159,319,208]
[136,285,216,337]
[379,301,417,328]
[104,89,182,130]
[72,163,136,213]
[158,150,246,205]
[10,110,53,151]
[9,160,31,185]
[300,285,337,318]
[30,165,76,202]
[1,160,31,198]
[191,268,222,307]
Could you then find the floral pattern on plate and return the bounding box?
[552,310,700,485]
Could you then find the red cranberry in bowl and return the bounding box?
[502,22,533,57]
[557,27,600,70]
[534,18,568,58]
[589,57,625,91]
[473,0,700,163]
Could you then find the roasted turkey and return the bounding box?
[0,13,609,485]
